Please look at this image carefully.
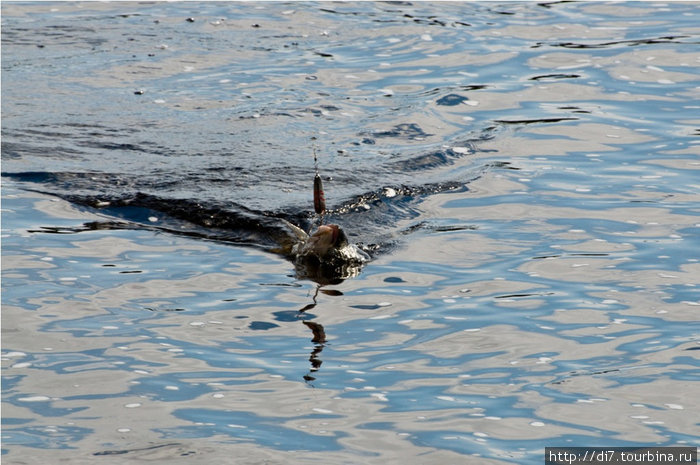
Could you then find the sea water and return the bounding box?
[2,2,699,463]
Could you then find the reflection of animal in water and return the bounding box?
[302,320,326,382]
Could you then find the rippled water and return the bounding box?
[2,2,699,464]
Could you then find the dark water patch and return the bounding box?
[556,367,623,384]
[26,226,85,235]
[94,443,182,457]
[319,7,373,17]
[319,289,343,296]
[2,140,87,159]
[537,35,693,49]
[402,14,448,27]
[259,282,303,288]
[431,225,477,232]
[312,50,333,58]
[144,307,185,312]
[494,117,579,125]
[249,322,279,331]
[436,93,469,106]
[389,149,457,170]
[349,304,387,310]
[529,73,581,81]
[465,85,488,93]
[402,221,478,234]
[494,292,555,299]
[364,123,431,140]
[272,311,308,322]
[537,1,569,9]
[557,105,591,114]
[421,85,487,98]
[2,23,107,48]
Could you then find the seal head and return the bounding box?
[289,223,369,282]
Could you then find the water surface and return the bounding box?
[2,2,699,463]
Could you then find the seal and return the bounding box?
[277,220,370,282]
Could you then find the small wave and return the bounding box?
[534,35,692,49]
